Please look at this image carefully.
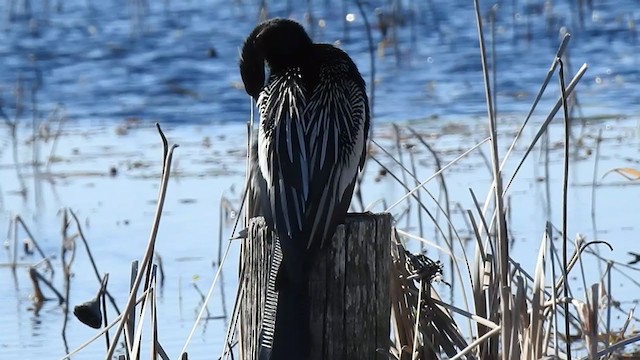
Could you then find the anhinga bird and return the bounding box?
[240,18,370,359]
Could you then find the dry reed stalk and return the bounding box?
[14,215,53,273]
[471,1,513,356]
[386,137,490,213]
[60,289,152,360]
[28,266,47,304]
[105,124,178,359]
[558,57,572,359]
[370,148,474,330]
[61,208,76,354]
[125,260,139,357]
[131,265,158,360]
[69,208,121,314]
[390,232,469,360]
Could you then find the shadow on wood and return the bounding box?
[239,213,392,360]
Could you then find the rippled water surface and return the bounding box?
[0,0,638,122]
[1,0,640,358]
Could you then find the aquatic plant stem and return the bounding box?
[477,34,571,236]
[15,215,53,273]
[181,236,233,357]
[61,208,76,355]
[590,129,603,275]
[471,0,511,358]
[385,137,489,212]
[104,127,178,360]
[69,209,121,314]
[411,279,423,359]
[558,57,571,360]
[60,289,151,360]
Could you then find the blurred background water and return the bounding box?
[1,0,639,358]
[0,0,637,124]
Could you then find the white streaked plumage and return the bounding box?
[258,62,367,255]
[240,18,369,360]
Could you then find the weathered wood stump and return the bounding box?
[239,213,392,360]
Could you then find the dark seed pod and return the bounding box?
[73,299,102,329]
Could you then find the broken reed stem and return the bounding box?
[155,252,165,289]
[29,266,64,304]
[104,126,178,360]
[500,33,570,184]
[558,57,571,360]
[192,282,211,318]
[61,208,76,355]
[142,123,170,295]
[12,217,17,271]
[59,289,151,360]
[15,215,53,274]
[69,209,121,314]
[503,62,587,195]
[28,266,47,303]
[552,240,612,297]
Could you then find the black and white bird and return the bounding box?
[240,18,370,359]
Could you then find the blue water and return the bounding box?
[0,0,638,126]
[1,0,640,359]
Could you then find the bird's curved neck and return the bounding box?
[240,18,314,99]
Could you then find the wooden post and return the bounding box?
[239,213,392,360]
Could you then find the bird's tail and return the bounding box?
[271,271,310,359]
[258,237,310,360]
[258,236,283,360]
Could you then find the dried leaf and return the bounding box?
[603,167,640,181]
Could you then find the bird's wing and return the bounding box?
[257,70,310,279]
[303,68,369,252]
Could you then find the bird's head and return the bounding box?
[240,18,313,99]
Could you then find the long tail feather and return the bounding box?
[258,236,283,360]
[270,271,310,359]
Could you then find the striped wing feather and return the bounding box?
[258,69,310,280]
[257,51,368,282]
[304,67,368,252]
